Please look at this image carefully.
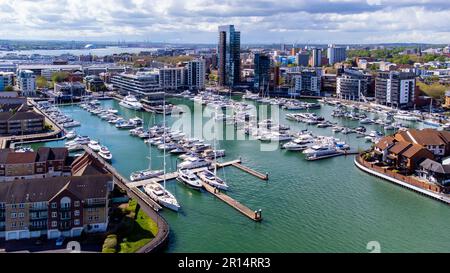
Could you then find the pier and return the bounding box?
[231,161,269,180]
[305,150,359,161]
[202,182,262,222]
[81,146,264,221]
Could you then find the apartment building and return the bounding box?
[336,69,371,101]
[159,67,186,91]
[0,174,113,240]
[187,59,206,90]
[0,109,44,136]
[17,70,36,96]
[111,71,162,97]
[0,147,72,182]
[375,71,416,108]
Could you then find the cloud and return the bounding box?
[0,0,448,43]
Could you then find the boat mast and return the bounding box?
[214,109,217,176]
[163,94,167,190]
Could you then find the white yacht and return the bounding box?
[303,144,338,158]
[119,93,143,110]
[178,156,211,169]
[65,130,76,140]
[144,183,180,211]
[88,140,102,152]
[130,169,164,182]
[177,169,203,189]
[198,170,229,190]
[98,146,112,162]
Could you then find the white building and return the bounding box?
[327,44,347,65]
[159,67,186,90]
[17,70,36,96]
[111,71,161,97]
[187,59,205,90]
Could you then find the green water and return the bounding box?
[31,98,450,253]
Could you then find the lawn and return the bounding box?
[102,199,159,253]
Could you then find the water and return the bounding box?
[31,98,450,253]
[0,47,157,57]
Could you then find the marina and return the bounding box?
[25,96,450,253]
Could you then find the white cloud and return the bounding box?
[0,0,448,43]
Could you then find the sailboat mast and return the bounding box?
[163,94,167,189]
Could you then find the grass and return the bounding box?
[102,199,158,253]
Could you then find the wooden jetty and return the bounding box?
[231,162,269,180]
[202,182,262,221]
[306,150,359,161]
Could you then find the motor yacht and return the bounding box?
[177,169,203,189]
[119,93,143,110]
[197,170,229,190]
[144,183,180,211]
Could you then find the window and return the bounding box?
[51,221,57,228]
[11,222,16,228]
[74,201,80,207]
[74,210,80,217]
[19,222,24,227]
[11,212,17,218]
[51,202,57,209]
[74,219,80,226]
[52,212,57,218]
[88,216,93,221]
[18,203,24,209]
[18,212,24,218]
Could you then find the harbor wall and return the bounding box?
[354,155,450,204]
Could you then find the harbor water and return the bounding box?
[31,98,450,253]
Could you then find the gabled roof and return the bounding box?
[0,174,112,204]
[375,136,395,150]
[388,141,412,155]
[420,158,450,174]
[6,152,37,164]
[402,144,428,158]
[396,129,450,146]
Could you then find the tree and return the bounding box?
[36,76,48,89]
[4,85,14,91]
[51,72,69,83]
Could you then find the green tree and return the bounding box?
[4,85,14,91]
[36,76,48,89]
[51,71,69,83]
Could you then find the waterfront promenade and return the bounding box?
[354,155,450,205]
[80,146,169,252]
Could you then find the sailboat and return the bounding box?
[197,110,229,190]
[143,95,180,211]
[130,117,164,182]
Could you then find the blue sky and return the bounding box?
[0,0,449,44]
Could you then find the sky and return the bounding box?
[0,0,449,44]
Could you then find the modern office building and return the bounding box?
[187,59,206,90]
[327,44,347,65]
[310,48,322,67]
[336,69,369,101]
[111,71,162,97]
[253,53,271,91]
[17,70,36,96]
[218,25,241,87]
[159,67,186,91]
[375,71,416,107]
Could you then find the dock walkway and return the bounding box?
[202,182,262,221]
